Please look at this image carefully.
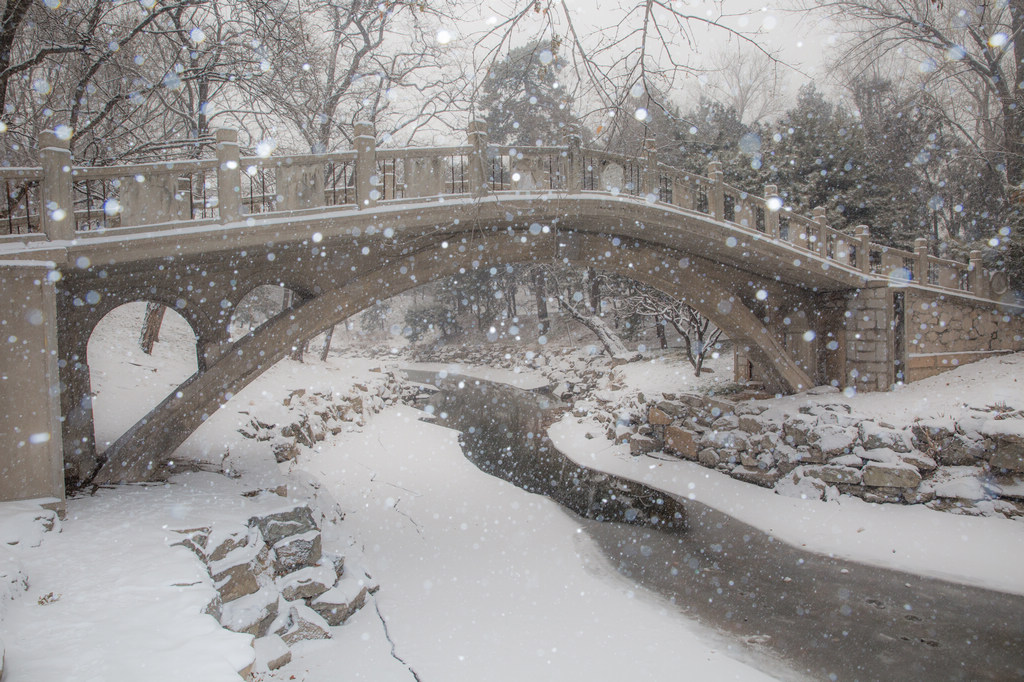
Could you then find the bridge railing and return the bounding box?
[2,124,1007,301]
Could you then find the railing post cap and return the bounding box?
[214,128,237,144]
[969,249,982,260]
[914,237,928,247]
[813,206,826,216]
[468,119,488,134]
[856,224,871,236]
[354,121,375,136]
[765,184,778,195]
[38,130,69,149]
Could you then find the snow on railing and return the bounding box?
[0,124,997,300]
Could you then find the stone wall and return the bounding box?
[842,284,893,392]
[905,289,1024,381]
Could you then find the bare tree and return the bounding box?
[810,0,1024,193]
[626,284,722,376]
[705,45,787,125]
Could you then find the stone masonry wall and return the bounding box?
[906,289,1024,381]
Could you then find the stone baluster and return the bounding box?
[764,184,779,238]
[467,119,489,198]
[642,137,659,199]
[813,206,828,257]
[968,250,986,296]
[856,225,872,274]
[564,124,582,193]
[354,121,377,209]
[708,161,724,220]
[914,237,929,283]
[215,128,241,223]
[39,131,75,240]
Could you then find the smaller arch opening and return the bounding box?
[230,284,301,342]
[88,302,198,452]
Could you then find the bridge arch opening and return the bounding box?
[230,283,305,342]
[87,301,198,453]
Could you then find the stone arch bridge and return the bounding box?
[2,122,1021,505]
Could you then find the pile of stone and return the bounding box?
[174,503,375,674]
[632,392,1024,517]
[238,369,418,462]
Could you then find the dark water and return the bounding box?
[411,371,1024,682]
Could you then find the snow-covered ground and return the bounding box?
[1,303,1021,679]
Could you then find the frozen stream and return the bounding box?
[420,373,1024,682]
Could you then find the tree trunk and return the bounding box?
[587,267,600,314]
[319,325,335,362]
[534,269,549,335]
[139,302,166,355]
[655,316,668,349]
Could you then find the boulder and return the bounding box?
[629,434,659,455]
[729,465,780,488]
[806,465,862,485]
[254,635,291,672]
[710,414,739,431]
[862,462,922,488]
[982,419,1024,472]
[738,415,764,434]
[276,603,332,645]
[277,562,336,602]
[274,531,323,575]
[665,426,699,460]
[220,586,279,637]
[311,576,370,626]
[206,526,251,563]
[900,450,937,472]
[698,448,721,467]
[647,406,673,426]
[783,418,815,447]
[934,433,987,466]
[858,422,912,453]
[810,425,858,459]
[774,467,828,500]
[250,506,319,547]
[210,538,272,603]
[829,454,864,468]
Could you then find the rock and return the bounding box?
[698,448,721,467]
[859,447,901,464]
[774,467,828,500]
[665,426,699,460]
[982,419,1024,472]
[210,537,272,603]
[806,465,862,485]
[274,531,323,575]
[311,575,369,626]
[220,586,279,637]
[783,418,815,447]
[738,415,764,434]
[903,489,936,504]
[810,425,858,459]
[934,433,987,466]
[254,635,291,672]
[276,603,332,645]
[206,526,251,563]
[170,527,211,559]
[629,434,659,456]
[250,506,319,547]
[858,422,912,453]
[710,414,739,431]
[900,450,937,472]
[203,591,223,622]
[840,484,905,504]
[277,562,336,602]
[911,419,955,450]
[862,462,922,488]
[830,454,864,468]
[647,406,673,426]
[729,465,780,488]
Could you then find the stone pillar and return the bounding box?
[0,262,66,504]
[467,119,489,198]
[354,121,378,209]
[813,206,828,257]
[843,283,894,392]
[707,161,724,220]
[642,137,659,199]
[764,184,780,238]
[968,250,986,297]
[857,225,872,274]
[215,128,241,223]
[565,124,582,193]
[39,131,75,240]
[914,237,929,283]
